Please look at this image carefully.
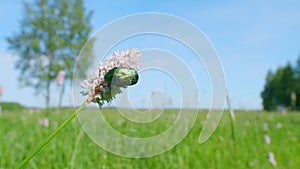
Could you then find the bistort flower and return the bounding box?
[0,85,3,96]
[56,70,65,86]
[81,48,141,107]
[38,118,49,128]
[268,152,277,167]
[264,135,271,145]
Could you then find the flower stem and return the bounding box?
[17,103,87,169]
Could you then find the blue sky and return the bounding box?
[1,0,300,110]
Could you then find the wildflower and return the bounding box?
[268,152,277,167]
[0,85,3,96]
[264,135,271,144]
[81,48,141,107]
[39,118,49,128]
[56,70,65,86]
[263,122,268,131]
[275,123,282,129]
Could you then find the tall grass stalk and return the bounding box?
[226,93,236,141]
[70,129,84,169]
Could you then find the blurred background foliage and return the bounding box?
[6,0,94,109]
[261,56,300,111]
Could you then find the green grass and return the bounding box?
[0,102,25,111]
[0,108,299,169]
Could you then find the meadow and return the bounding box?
[0,105,299,169]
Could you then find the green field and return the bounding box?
[1,108,300,169]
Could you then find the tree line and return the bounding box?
[261,57,300,111]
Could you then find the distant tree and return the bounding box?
[293,55,300,109]
[6,0,94,109]
[261,63,296,110]
[261,70,276,110]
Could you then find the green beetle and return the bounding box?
[104,67,139,87]
[95,67,139,107]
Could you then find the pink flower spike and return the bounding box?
[56,70,65,86]
[268,152,277,167]
[81,48,141,104]
[44,118,49,128]
[38,118,49,128]
[263,122,268,131]
[276,123,282,129]
[0,85,3,96]
[264,135,271,145]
